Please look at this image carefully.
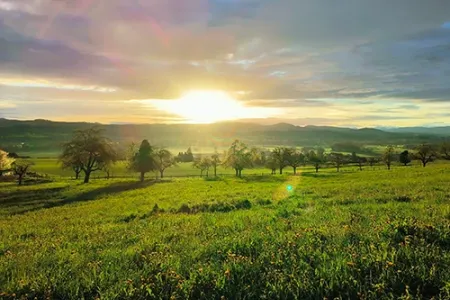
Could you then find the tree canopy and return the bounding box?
[60,127,118,183]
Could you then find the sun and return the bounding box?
[150,90,275,124]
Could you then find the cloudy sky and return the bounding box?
[1,0,450,127]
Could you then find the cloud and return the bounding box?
[0,0,450,125]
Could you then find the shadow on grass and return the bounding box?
[1,180,170,216]
[240,175,287,183]
[301,172,340,178]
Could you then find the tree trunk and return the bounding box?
[239,169,242,177]
[235,168,239,177]
[18,174,23,186]
[279,167,283,175]
[387,163,391,170]
[422,162,426,167]
[315,165,319,173]
[214,166,217,177]
[336,166,340,172]
[160,170,164,178]
[140,172,145,182]
[293,167,297,174]
[75,171,80,180]
[359,164,362,171]
[84,171,91,183]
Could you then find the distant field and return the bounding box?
[1,164,450,299]
[29,159,271,178]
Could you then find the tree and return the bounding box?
[129,140,156,182]
[12,160,34,185]
[286,149,305,175]
[308,150,326,173]
[154,148,176,178]
[60,127,118,183]
[193,157,212,176]
[368,157,379,168]
[59,143,83,180]
[7,152,19,159]
[329,153,345,172]
[0,149,15,176]
[210,152,221,177]
[439,142,450,160]
[355,156,367,171]
[265,157,278,175]
[399,150,412,166]
[222,140,253,177]
[414,144,437,167]
[272,147,291,174]
[382,146,395,170]
[177,147,194,163]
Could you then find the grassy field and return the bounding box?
[29,159,271,179]
[1,165,450,299]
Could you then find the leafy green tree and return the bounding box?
[129,140,156,182]
[286,149,305,175]
[382,146,395,170]
[12,160,34,185]
[61,127,118,183]
[414,144,437,167]
[399,150,412,166]
[308,150,326,173]
[272,147,291,174]
[193,157,212,176]
[154,148,176,178]
[0,149,15,176]
[223,140,253,177]
[265,156,278,175]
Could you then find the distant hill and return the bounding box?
[380,126,450,136]
[0,118,448,155]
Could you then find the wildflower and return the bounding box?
[347,262,356,267]
[224,269,231,279]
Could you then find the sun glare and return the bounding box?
[150,90,279,123]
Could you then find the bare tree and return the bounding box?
[414,144,437,167]
[12,160,34,185]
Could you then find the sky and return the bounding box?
[1,0,450,127]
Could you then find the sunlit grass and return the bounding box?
[1,165,450,299]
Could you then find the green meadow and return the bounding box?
[1,164,450,299]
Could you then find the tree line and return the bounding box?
[1,127,450,185]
